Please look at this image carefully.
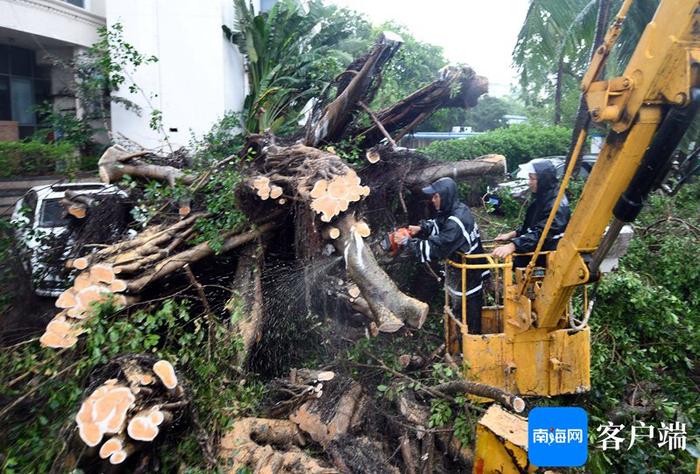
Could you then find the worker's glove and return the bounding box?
[397,234,411,246]
[418,219,433,236]
[404,238,421,258]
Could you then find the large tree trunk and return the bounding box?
[403,154,506,188]
[229,241,266,366]
[334,214,428,331]
[350,66,488,147]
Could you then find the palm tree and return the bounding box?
[513,0,659,125]
[223,0,367,134]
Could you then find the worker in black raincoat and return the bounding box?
[492,160,571,265]
[402,177,488,334]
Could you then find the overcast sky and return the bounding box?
[325,0,530,96]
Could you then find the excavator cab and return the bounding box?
[443,249,592,398]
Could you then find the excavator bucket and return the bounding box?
[474,405,538,474]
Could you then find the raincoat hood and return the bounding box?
[532,160,558,197]
[422,177,458,215]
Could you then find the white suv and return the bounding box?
[11,183,125,296]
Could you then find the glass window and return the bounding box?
[39,199,69,227]
[0,45,8,74]
[10,47,33,77]
[0,76,10,120]
[11,77,35,124]
[64,0,85,7]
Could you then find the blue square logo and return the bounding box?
[528,407,588,467]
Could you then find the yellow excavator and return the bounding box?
[441,0,700,471]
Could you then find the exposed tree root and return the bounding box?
[219,418,337,473]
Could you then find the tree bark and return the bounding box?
[351,66,488,147]
[305,32,403,147]
[334,214,428,331]
[403,154,506,188]
[220,418,337,473]
[98,145,196,186]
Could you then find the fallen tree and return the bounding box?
[23,31,507,471]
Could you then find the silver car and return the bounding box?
[11,183,125,296]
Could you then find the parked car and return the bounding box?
[11,182,125,297]
[484,155,598,212]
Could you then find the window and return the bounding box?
[0,76,10,121]
[0,45,8,74]
[0,45,49,137]
[10,77,35,125]
[39,199,69,227]
[9,47,33,77]
[63,0,85,7]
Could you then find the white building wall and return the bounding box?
[106,0,249,150]
[0,0,104,47]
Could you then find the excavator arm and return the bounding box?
[534,0,700,328]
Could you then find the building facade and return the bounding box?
[0,0,256,147]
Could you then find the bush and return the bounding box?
[0,141,79,177]
[421,124,572,171]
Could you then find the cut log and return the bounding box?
[322,226,341,240]
[353,221,371,238]
[40,315,82,348]
[366,149,381,164]
[56,289,77,309]
[153,360,178,389]
[73,272,92,291]
[109,279,128,293]
[289,379,366,447]
[98,435,125,459]
[76,285,111,309]
[66,354,188,469]
[76,383,136,447]
[334,214,427,331]
[127,415,160,441]
[109,444,135,465]
[73,257,89,270]
[90,264,116,284]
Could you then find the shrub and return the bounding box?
[421,124,572,171]
[0,141,79,177]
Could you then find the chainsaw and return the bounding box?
[380,227,414,256]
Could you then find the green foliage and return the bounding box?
[420,95,512,133]
[513,0,659,126]
[190,112,246,165]
[428,399,452,428]
[76,22,158,118]
[0,298,263,472]
[0,141,80,177]
[581,182,700,472]
[31,103,98,153]
[368,21,448,111]
[193,168,248,252]
[224,0,367,134]
[421,124,571,170]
